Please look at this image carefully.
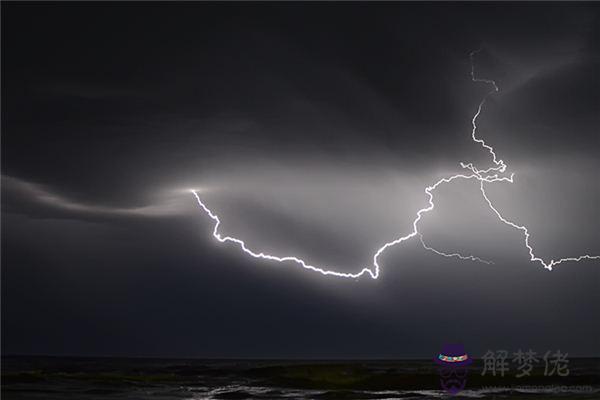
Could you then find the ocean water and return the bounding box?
[2,356,599,399]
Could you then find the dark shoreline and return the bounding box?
[2,356,599,399]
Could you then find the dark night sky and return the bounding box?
[2,2,599,358]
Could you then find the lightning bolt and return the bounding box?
[191,49,599,278]
[190,190,377,279]
[419,234,493,265]
[459,49,600,270]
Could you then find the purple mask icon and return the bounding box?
[434,344,472,395]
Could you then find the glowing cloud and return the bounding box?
[191,50,599,278]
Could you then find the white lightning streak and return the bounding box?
[419,234,493,265]
[190,190,377,279]
[479,181,600,270]
[459,49,600,270]
[191,49,599,278]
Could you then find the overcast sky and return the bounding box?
[2,3,599,358]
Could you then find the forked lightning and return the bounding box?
[191,50,599,278]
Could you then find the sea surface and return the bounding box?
[2,356,599,399]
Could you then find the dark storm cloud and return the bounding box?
[485,59,599,158]
[2,3,599,358]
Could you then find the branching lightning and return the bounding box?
[191,49,599,278]
[419,234,493,265]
